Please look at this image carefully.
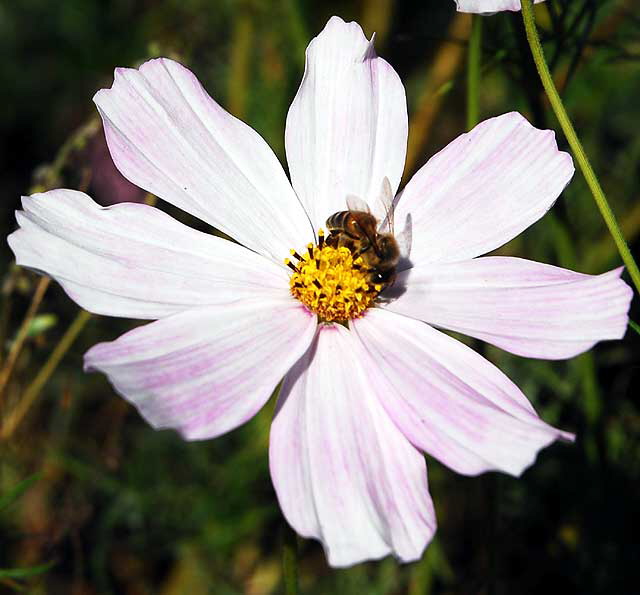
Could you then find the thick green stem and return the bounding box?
[629,319,640,337]
[466,14,483,131]
[520,0,640,295]
[282,524,298,595]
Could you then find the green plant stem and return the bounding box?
[629,319,640,337]
[0,277,50,401]
[282,523,298,595]
[1,309,92,440]
[467,14,483,131]
[520,0,640,294]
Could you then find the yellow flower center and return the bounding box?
[286,230,382,322]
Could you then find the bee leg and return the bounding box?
[351,240,372,258]
[351,246,366,258]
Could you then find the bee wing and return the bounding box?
[345,194,371,213]
[375,177,395,234]
[395,213,412,259]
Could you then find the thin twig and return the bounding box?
[0,277,50,403]
[466,14,483,131]
[404,13,471,179]
[1,310,92,440]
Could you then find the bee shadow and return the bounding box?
[379,255,412,302]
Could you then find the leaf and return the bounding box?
[0,473,40,513]
[25,314,57,338]
[0,561,54,579]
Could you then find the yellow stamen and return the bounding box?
[287,229,379,322]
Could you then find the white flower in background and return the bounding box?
[8,16,631,567]
[456,0,545,14]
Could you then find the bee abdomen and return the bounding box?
[326,211,350,233]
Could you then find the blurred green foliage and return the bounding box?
[1,0,639,593]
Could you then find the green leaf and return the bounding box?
[25,314,57,338]
[0,473,40,513]
[0,561,54,579]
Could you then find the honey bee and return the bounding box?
[325,188,400,289]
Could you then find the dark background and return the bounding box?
[1,0,639,593]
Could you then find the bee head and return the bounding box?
[376,234,400,264]
[371,268,396,284]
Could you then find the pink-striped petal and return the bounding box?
[84,297,316,440]
[395,112,574,264]
[8,189,289,320]
[285,16,408,232]
[270,324,435,567]
[94,57,313,262]
[351,309,572,476]
[385,257,632,359]
[456,0,545,13]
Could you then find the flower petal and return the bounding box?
[455,0,545,13]
[8,189,289,319]
[395,112,574,264]
[270,324,435,567]
[84,297,316,440]
[385,257,632,359]
[351,309,572,477]
[285,16,408,232]
[94,57,313,261]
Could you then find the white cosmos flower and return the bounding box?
[8,16,631,567]
[455,0,545,13]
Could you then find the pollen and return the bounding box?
[287,230,382,322]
